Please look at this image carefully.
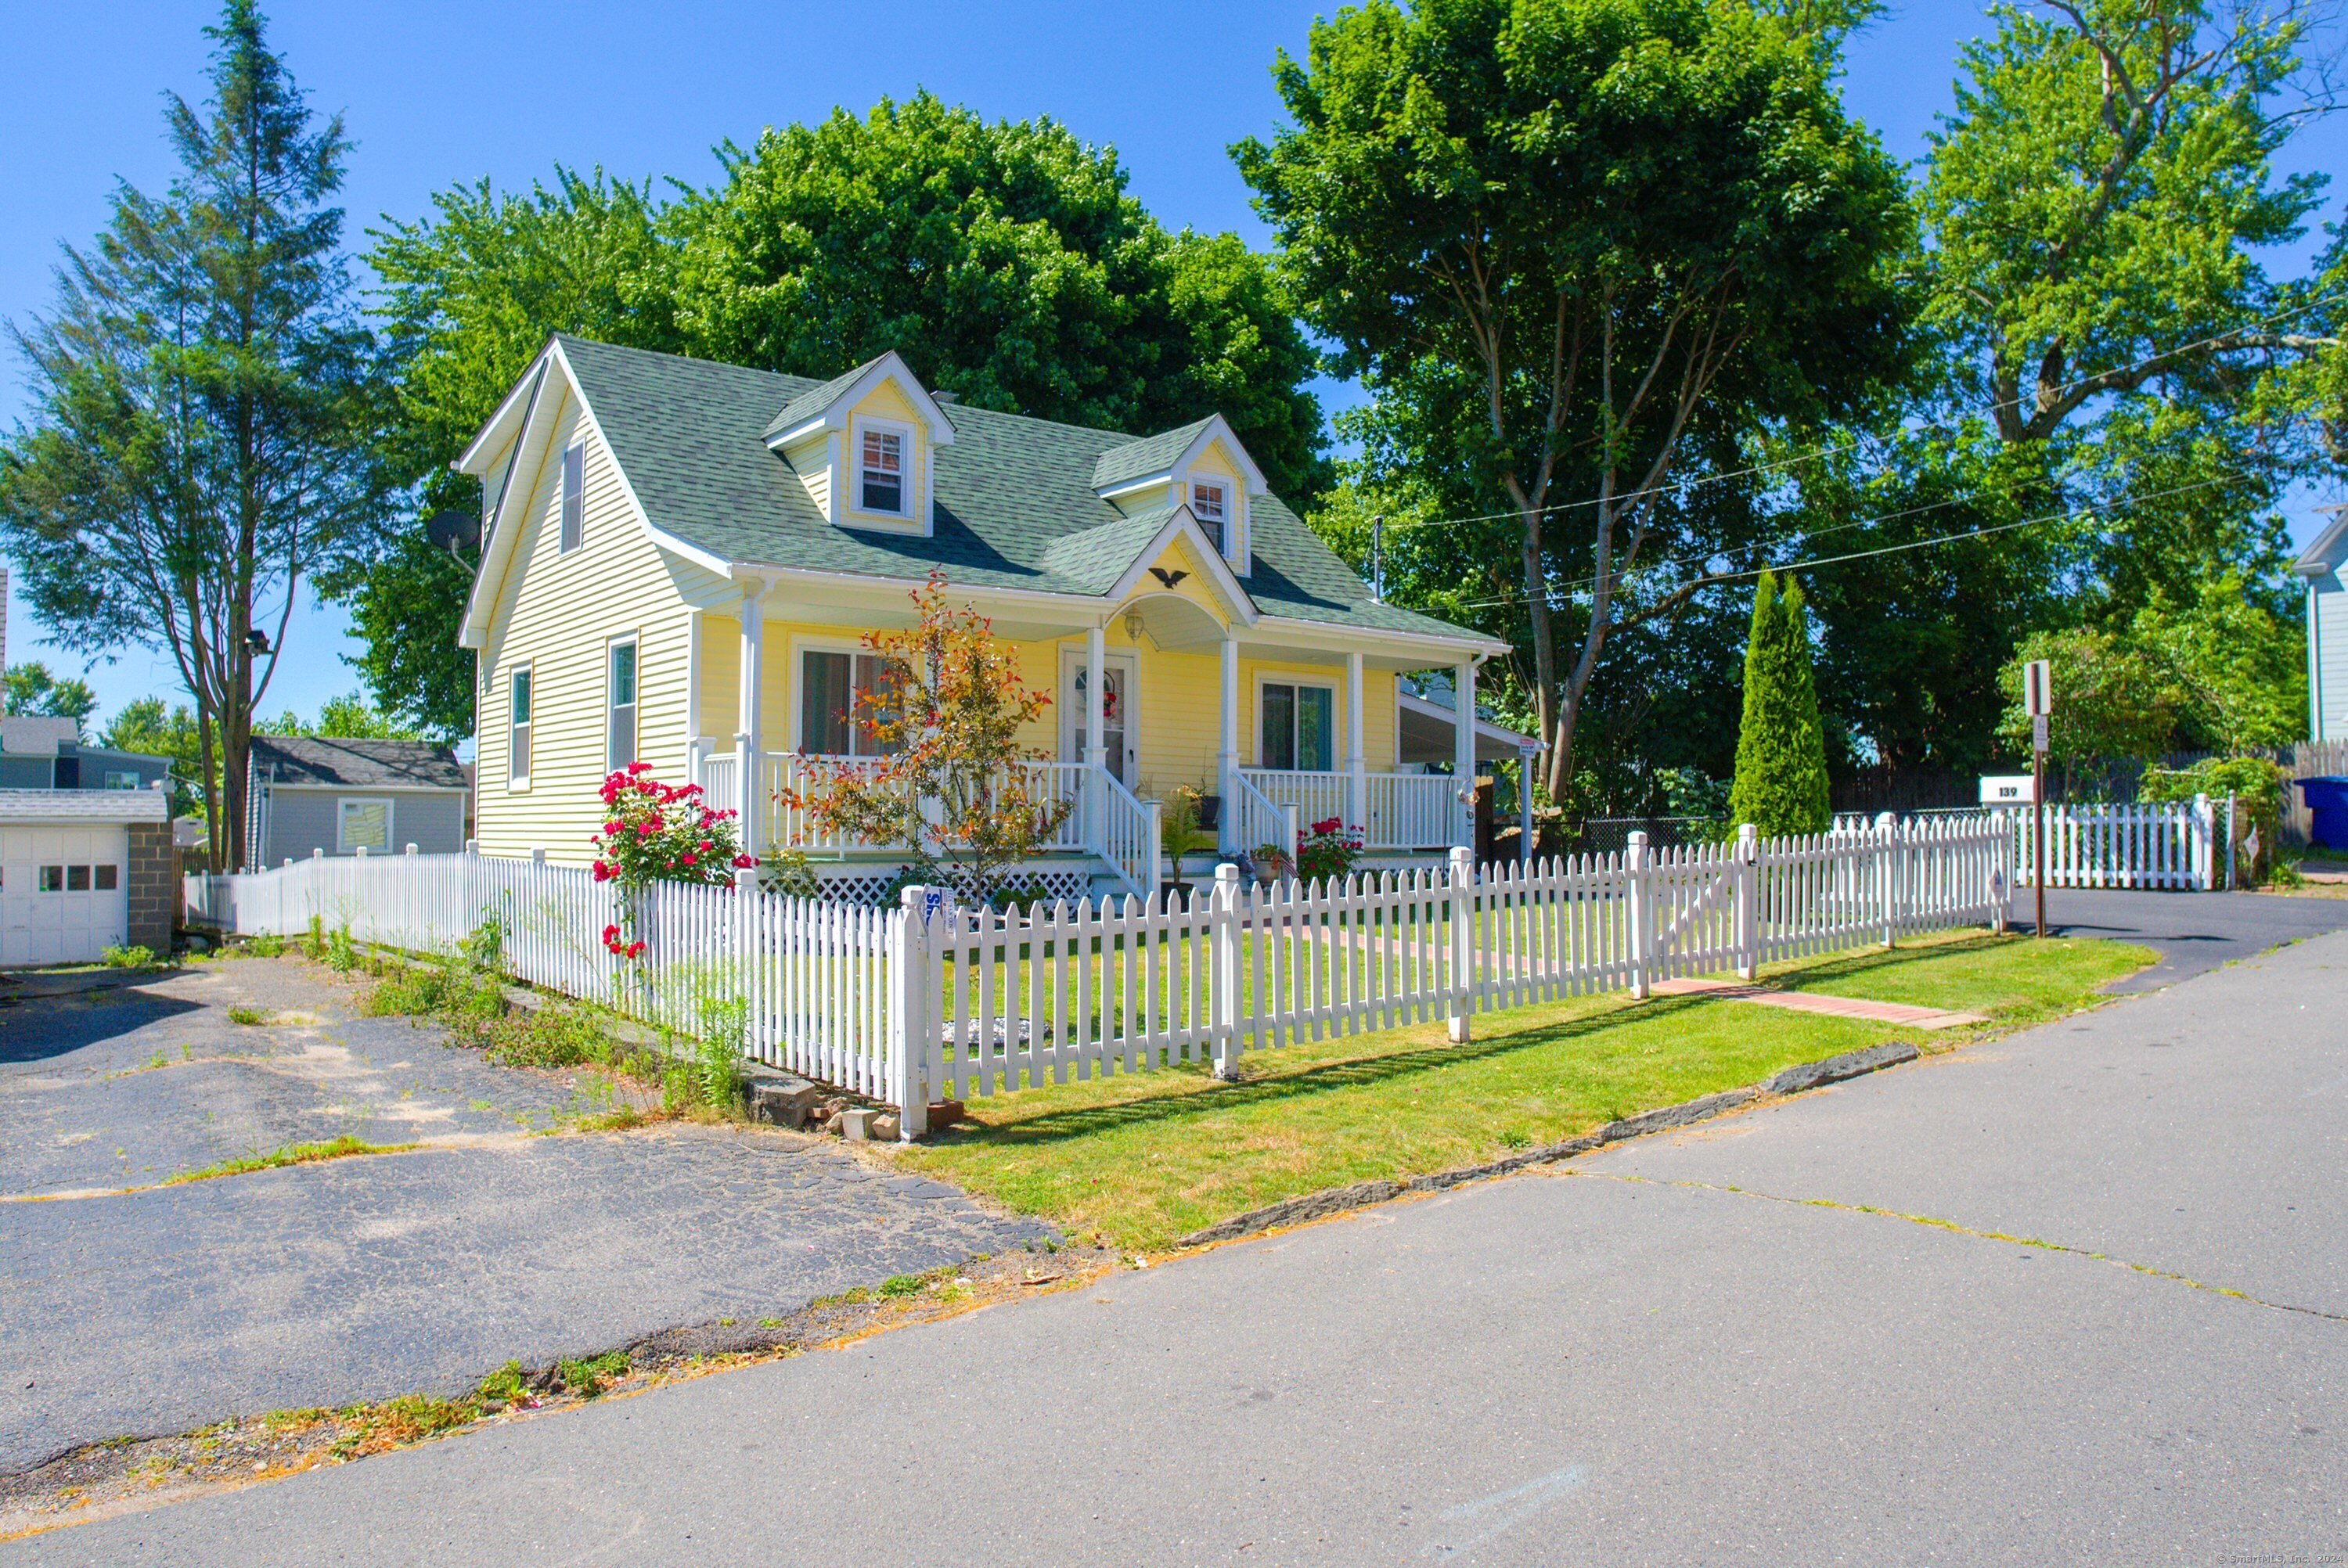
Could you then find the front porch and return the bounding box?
[687,547,1522,899]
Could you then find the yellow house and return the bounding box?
[455,336,1515,897]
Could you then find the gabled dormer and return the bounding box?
[1089,414,1268,576]
[762,351,956,535]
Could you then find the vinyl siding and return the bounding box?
[474,384,714,863]
[2315,573,2348,741]
[260,789,466,861]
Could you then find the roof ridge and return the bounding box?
[554,333,819,392]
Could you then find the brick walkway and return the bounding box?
[1650,976,1985,1030]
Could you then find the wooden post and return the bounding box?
[1218,635,1240,854]
[1212,861,1243,1080]
[1734,823,1759,980]
[1447,844,1474,1043]
[892,886,934,1139]
[1627,829,1652,1001]
[737,583,765,858]
[1453,659,1477,847]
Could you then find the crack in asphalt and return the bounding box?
[1561,1169,2348,1325]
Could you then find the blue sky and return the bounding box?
[2,0,2343,732]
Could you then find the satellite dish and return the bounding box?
[423,509,482,554]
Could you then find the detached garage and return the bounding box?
[0,788,173,966]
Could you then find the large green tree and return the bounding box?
[2,662,99,725]
[1237,0,1912,802]
[344,96,1326,735]
[0,1,384,869]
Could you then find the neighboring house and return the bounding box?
[2295,503,2348,743]
[0,714,172,792]
[0,786,173,963]
[454,336,1507,895]
[244,737,470,868]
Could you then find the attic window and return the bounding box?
[860,429,904,514]
[559,441,585,552]
[1191,482,1226,550]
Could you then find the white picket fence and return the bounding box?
[187,815,2010,1137]
[2006,797,2224,890]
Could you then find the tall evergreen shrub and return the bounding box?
[1727,571,1832,836]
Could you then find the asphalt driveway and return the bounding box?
[0,956,1049,1476]
[2039,885,2348,990]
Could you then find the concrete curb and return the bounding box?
[1172,1040,1921,1249]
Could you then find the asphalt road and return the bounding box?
[12,903,2343,1563]
[0,958,1048,1475]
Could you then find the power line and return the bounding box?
[1363,290,2343,538]
[1435,471,2245,616]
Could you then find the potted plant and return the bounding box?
[1158,786,1220,897]
[1248,841,1293,888]
[1294,818,1366,886]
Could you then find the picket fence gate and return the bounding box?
[2005,796,2224,890]
[187,816,2010,1138]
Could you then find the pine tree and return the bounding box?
[1728,571,1832,836]
[0,2,385,869]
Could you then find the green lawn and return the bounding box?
[895,931,2152,1250]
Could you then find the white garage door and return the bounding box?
[1,822,130,966]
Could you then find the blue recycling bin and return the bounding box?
[2296,777,2348,850]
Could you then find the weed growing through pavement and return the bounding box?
[225,1005,270,1027]
[242,931,286,958]
[164,1135,412,1186]
[101,944,156,969]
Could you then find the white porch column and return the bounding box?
[1218,635,1240,851]
[1084,621,1107,855]
[1344,649,1367,837]
[1453,658,1477,850]
[1084,623,1107,768]
[736,584,765,858]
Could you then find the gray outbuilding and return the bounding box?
[245,737,470,869]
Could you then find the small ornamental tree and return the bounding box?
[1727,572,1832,838]
[781,574,1070,903]
[591,763,756,956]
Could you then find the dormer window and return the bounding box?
[1191,482,1226,550]
[861,428,904,514]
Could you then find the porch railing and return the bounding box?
[1365,772,1458,849]
[1239,768,1463,851]
[1226,768,1290,856]
[1240,768,1348,835]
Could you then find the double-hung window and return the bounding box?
[1191,481,1226,552]
[1259,681,1334,771]
[859,428,906,514]
[509,667,532,784]
[607,639,638,771]
[801,650,906,757]
[558,441,585,552]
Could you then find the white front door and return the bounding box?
[0,822,131,965]
[1063,651,1139,786]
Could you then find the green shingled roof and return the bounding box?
[761,354,888,441]
[1089,416,1215,491]
[554,334,1482,643]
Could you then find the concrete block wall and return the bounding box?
[125,822,174,954]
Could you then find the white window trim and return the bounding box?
[557,440,586,555]
[507,663,534,791]
[844,415,922,530]
[606,633,639,774]
[1252,671,1341,771]
[1180,468,1248,574]
[338,797,394,854]
[788,633,909,759]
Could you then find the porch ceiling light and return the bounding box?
[1123,606,1145,642]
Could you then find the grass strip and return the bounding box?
[164,1135,416,1187]
[895,932,2152,1250]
